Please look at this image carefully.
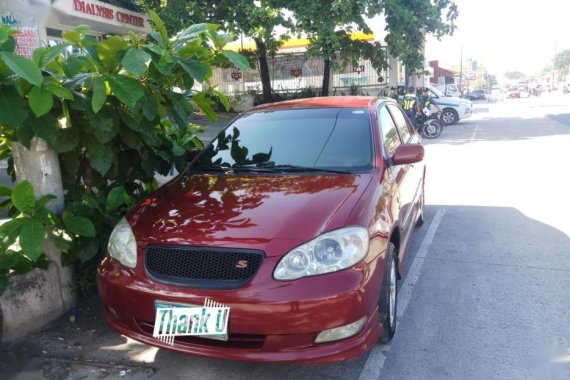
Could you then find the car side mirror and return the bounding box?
[186,149,200,163]
[392,144,424,165]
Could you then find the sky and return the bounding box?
[370,0,570,81]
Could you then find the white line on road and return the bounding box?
[469,124,480,142]
[358,209,446,380]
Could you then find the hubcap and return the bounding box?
[389,259,396,327]
[442,112,455,124]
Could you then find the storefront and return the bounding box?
[1,0,150,58]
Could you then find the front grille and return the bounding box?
[136,320,266,350]
[145,245,264,289]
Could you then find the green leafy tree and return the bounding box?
[553,49,570,81]
[134,0,290,102]
[0,15,248,293]
[281,0,458,95]
[382,0,458,83]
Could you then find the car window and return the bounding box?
[387,104,412,143]
[194,108,373,171]
[378,106,401,157]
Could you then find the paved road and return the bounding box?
[4,96,570,380]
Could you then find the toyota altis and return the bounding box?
[97,97,426,363]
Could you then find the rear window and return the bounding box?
[194,108,373,171]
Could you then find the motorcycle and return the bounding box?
[415,109,443,139]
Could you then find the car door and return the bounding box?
[377,105,410,261]
[386,104,423,240]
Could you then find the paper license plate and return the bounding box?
[153,299,230,345]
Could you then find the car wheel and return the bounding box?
[379,242,397,343]
[441,109,458,125]
[415,184,425,228]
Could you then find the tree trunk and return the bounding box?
[255,39,272,103]
[321,58,331,96]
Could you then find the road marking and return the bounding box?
[469,123,480,142]
[358,209,446,380]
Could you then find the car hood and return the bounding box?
[129,173,373,256]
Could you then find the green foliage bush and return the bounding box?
[0,13,249,294]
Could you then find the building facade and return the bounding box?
[1,0,150,58]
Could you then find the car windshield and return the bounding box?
[430,87,445,97]
[193,107,373,173]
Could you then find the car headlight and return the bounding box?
[108,217,137,268]
[274,226,369,280]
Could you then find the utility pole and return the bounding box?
[552,40,557,90]
[459,45,463,94]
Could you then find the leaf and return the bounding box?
[15,122,34,149]
[76,237,100,263]
[140,88,158,121]
[86,140,114,175]
[0,252,26,269]
[12,180,35,214]
[0,86,29,128]
[92,76,107,113]
[0,52,43,86]
[41,44,69,66]
[36,194,57,210]
[106,74,144,109]
[208,31,232,50]
[0,218,25,241]
[87,108,118,144]
[177,58,209,83]
[62,31,81,44]
[74,25,90,35]
[149,10,168,47]
[28,86,54,117]
[0,37,16,53]
[193,92,217,121]
[45,82,74,100]
[106,186,128,212]
[52,126,80,153]
[223,50,250,71]
[52,233,72,252]
[121,48,151,78]
[177,24,210,42]
[29,114,59,146]
[32,47,47,66]
[119,126,143,149]
[62,212,96,237]
[215,90,230,111]
[0,186,12,197]
[19,221,47,261]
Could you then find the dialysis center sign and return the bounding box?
[54,0,151,33]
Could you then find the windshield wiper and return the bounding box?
[191,165,233,173]
[257,164,352,174]
[191,164,275,173]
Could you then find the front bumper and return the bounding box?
[97,255,385,363]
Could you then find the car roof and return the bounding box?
[250,96,388,112]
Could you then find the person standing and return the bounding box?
[403,86,418,124]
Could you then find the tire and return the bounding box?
[440,108,458,125]
[379,242,398,343]
[422,119,443,139]
[415,184,425,228]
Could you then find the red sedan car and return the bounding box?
[98,97,426,363]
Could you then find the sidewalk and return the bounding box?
[1,297,159,379]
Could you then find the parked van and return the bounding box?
[436,83,461,98]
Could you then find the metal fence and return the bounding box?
[209,52,389,96]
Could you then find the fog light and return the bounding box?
[315,316,366,343]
